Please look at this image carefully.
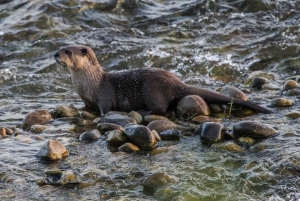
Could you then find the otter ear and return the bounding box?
[81,48,88,56]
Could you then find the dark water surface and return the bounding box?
[1,0,300,200]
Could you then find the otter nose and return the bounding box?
[54,51,59,58]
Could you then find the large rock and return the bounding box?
[233,121,277,139]
[124,124,158,150]
[79,129,101,142]
[98,114,136,127]
[23,109,53,130]
[36,140,69,160]
[177,95,210,117]
[143,172,172,191]
[200,122,224,143]
[107,130,127,146]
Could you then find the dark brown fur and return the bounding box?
[54,45,272,116]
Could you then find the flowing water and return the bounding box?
[1,0,300,200]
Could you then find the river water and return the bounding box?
[0,0,300,200]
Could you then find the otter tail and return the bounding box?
[184,86,272,114]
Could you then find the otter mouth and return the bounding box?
[54,58,67,68]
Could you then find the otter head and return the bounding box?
[54,45,100,71]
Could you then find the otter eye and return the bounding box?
[65,50,72,56]
[81,48,88,56]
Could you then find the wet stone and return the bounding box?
[23,109,53,130]
[150,147,169,156]
[52,104,80,118]
[233,121,277,139]
[36,139,69,160]
[177,95,210,118]
[118,142,140,152]
[107,130,127,146]
[286,88,300,96]
[208,104,224,113]
[200,122,224,143]
[144,115,169,123]
[261,83,281,90]
[159,129,181,140]
[211,141,243,152]
[283,80,298,91]
[124,124,158,150]
[80,111,98,119]
[30,125,48,133]
[270,98,294,107]
[79,129,101,142]
[285,111,300,119]
[143,172,172,191]
[96,122,124,133]
[147,120,177,134]
[252,77,268,89]
[1,127,14,135]
[128,111,143,124]
[220,85,248,101]
[99,114,137,127]
[0,127,6,137]
[238,137,255,146]
[192,115,221,123]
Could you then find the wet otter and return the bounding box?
[54,45,271,116]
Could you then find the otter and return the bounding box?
[54,45,271,116]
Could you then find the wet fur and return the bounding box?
[54,45,272,116]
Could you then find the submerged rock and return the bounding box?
[30,125,48,133]
[200,122,224,143]
[118,142,140,152]
[177,95,210,117]
[99,114,137,127]
[238,137,255,146]
[52,104,80,118]
[124,124,158,150]
[79,129,101,142]
[23,109,52,130]
[270,98,294,107]
[107,130,127,146]
[143,172,172,191]
[147,120,177,134]
[211,141,243,152]
[36,140,69,160]
[233,121,277,139]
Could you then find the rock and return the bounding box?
[208,104,224,113]
[211,141,243,152]
[191,115,221,123]
[159,129,181,140]
[177,95,210,118]
[99,114,136,127]
[79,129,101,142]
[285,111,300,119]
[81,111,98,119]
[261,83,281,90]
[238,137,255,146]
[245,71,276,85]
[151,130,161,141]
[30,125,48,133]
[144,115,169,123]
[283,80,298,91]
[107,130,127,146]
[128,111,143,124]
[36,140,69,160]
[147,120,177,134]
[0,127,6,137]
[23,109,53,130]
[118,142,140,152]
[124,124,157,150]
[220,86,248,101]
[52,104,80,118]
[200,122,224,143]
[57,170,78,184]
[150,147,169,156]
[96,122,124,133]
[143,173,172,190]
[0,127,14,135]
[286,88,300,96]
[251,77,268,89]
[233,121,277,139]
[270,98,294,107]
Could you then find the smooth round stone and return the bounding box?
[118,142,140,152]
[107,130,127,146]
[30,125,48,133]
[96,122,124,133]
[79,129,101,142]
[143,173,172,190]
[52,104,80,118]
[36,140,69,160]
[261,83,281,90]
[192,115,221,123]
[283,80,298,91]
[270,98,294,107]
[128,111,143,124]
[211,141,243,152]
[285,111,300,119]
[23,109,53,130]
[177,95,210,117]
[159,129,181,140]
[286,88,300,96]
[252,77,268,89]
[147,120,177,134]
[220,86,248,101]
[200,122,224,143]
[238,137,255,146]
[233,121,277,139]
[124,124,157,150]
[99,114,137,127]
[144,115,169,123]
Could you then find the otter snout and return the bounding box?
[54,51,60,59]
